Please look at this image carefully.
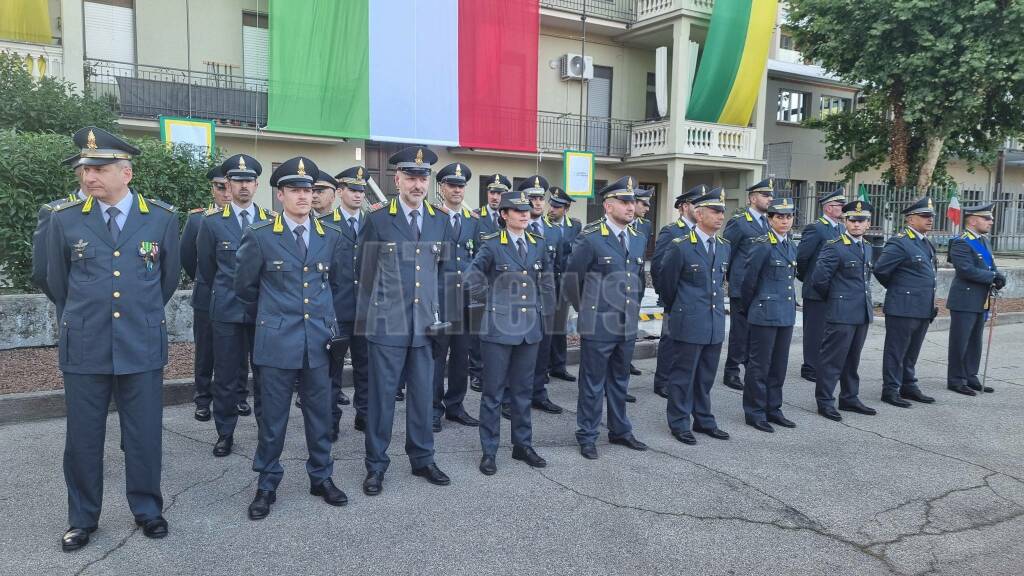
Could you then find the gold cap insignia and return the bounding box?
[86,130,97,150]
[494,174,501,184]
[626,177,633,192]
[856,201,862,211]
[238,156,247,171]
[455,164,462,177]
[519,190,527,202]
[768,178,774,190]
[720,190,726,203]
[357,167,364,179]
[781,198,790,208]
[700,185,706,194]
[297,159,306,176]
[927,197,934,210]
[415,149,424,165]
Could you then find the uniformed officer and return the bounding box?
[650,184,704,398]
[872,196,939,406]
[311,169,338,219]
[946,203,1005,395]
[32,154,85,303]
[357,145,453,496]
[523,175,565,414]
[656,188,732,445]
[627,187,655,379]
[722,178,775,390]
[466,189,556,475]
[430,161,481,432]
[810,200,877,421]
[469,173,512,392]
[179,165,233,422]
[235,157,349,520]
[740,197,798,432]
[545,186,581,383]
[564,176,649,459]
[795,188,846,382]
[320,166,371,434]
[47,126,180,550]
[196,154,272,456]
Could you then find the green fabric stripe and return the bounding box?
[266,0,370,138]
[685,0,752,123]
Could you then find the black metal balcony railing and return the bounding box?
[84,59,268,128]
[539,0,637,23]
[537,111,632,157]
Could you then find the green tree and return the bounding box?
[0,51,118,134]
[787,0,1024,189]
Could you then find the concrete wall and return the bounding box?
[134,0,254,72]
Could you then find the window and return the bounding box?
[819,95,851,117]
[777,89,811,124]
[645,72,660,121]
[586,180,608,223]
[84,0,135,64]
[779,30,795,51]
[242,11,268,84]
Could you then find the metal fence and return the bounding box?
[537,111,632,157]
[539,0,636,22]
[783,181,1024,253]
[84,59,268,128]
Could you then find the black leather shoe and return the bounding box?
[948,384,977,396]
[362,472,383,496]
[609,434,648,451]
[479,455,497,476]
[135,516,168,539]
[746,420,775,433]
[470,377,482,392]
[966,382,994,393]
[671,430,697,445]
[354,414,366,432]
[412,463,451,486]
[395,389,405,402]
[337,390,351,405]
[695,427,730,440]
[446,411,480,427]
[653,387,669,399]
[61,526,96,552]
[432,419,442,433]
[839,401,877,416]
[512,445,547,468]
[629,363,642,376]
[624,393,637,403]
[579,444,598,459]
[818,407,843,421]
[532,399,563,414]
[237,401,251,416]
[194,407,211,422]
[329,422,340,443]
[212,435,233,457]
[900,388,935,403]
[767,414,796,428]
[549,370,576,382]
[800,368,817,382]
[310,478,348,507]
[882,394,913,408]
[248,490,276,520]
[501,405,512,420]
[723,374,743,390]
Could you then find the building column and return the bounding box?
[61,0,85,91]
[661,159,686,226]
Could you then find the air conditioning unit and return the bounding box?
[559,53,594,80]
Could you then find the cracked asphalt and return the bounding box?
[1,323,1023,576]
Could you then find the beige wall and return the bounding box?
[135,0,252,71]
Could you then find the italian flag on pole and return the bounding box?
[265,0,539,152]
[947,189,962,227]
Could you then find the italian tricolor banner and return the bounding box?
[686,0,778,126]
[266,0,539,152]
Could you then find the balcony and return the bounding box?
[631,119,671,156]
[84,59,267,128]
[682,120,757,158]
[539,0,714,25]
[537,111,632,157]
[0,39,63,79]
[637,0,715,21]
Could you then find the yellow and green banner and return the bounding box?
[0,0,52,44]
[686,0,778,126]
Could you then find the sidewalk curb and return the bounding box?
[0,340,661,425]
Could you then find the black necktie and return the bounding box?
[619,231,627,255]
[409,210,420,240]
[240,209,250,230]
[708,237,716,259]
[106,207,121,242]
[531,222,541,236]
[348,216,358,236]
[294,225,307,260]
[452,213,461,239]
[517,238,526,261]
[760,216,768,233]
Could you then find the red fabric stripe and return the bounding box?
[458,0,538,152]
